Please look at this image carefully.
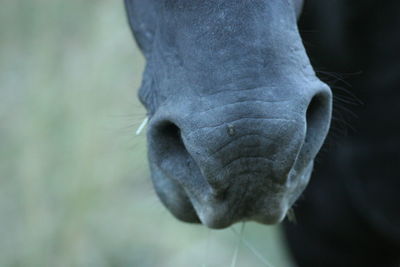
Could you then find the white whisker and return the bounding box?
[201,228,212,267]
[231,226,275,267]
[135,117,149,135]
[230,222,245,267]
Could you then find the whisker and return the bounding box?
[136,117,149,135]
[231,225,275,267]
[287,208,297,224]
[316,70,354,87]
[333,95,360,107]
[201,228,212,267]
[230,222,245,267]
[331,85,363,106]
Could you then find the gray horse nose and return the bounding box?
[148,85,332,197]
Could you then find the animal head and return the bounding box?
[126,0,331,229]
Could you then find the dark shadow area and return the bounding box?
[284,1,400,266]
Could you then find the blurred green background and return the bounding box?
[0,1,294,266]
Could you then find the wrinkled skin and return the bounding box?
[125,0,332,229]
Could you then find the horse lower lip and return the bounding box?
[188,196,236,228]
[197,209,236,229]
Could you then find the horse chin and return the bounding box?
[151,160,311,229]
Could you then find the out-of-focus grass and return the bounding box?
[0,1,294,266]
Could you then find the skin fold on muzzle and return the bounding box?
[125,0,332,229]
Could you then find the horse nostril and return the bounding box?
[304,90,332,153]
[151,121,191,168]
